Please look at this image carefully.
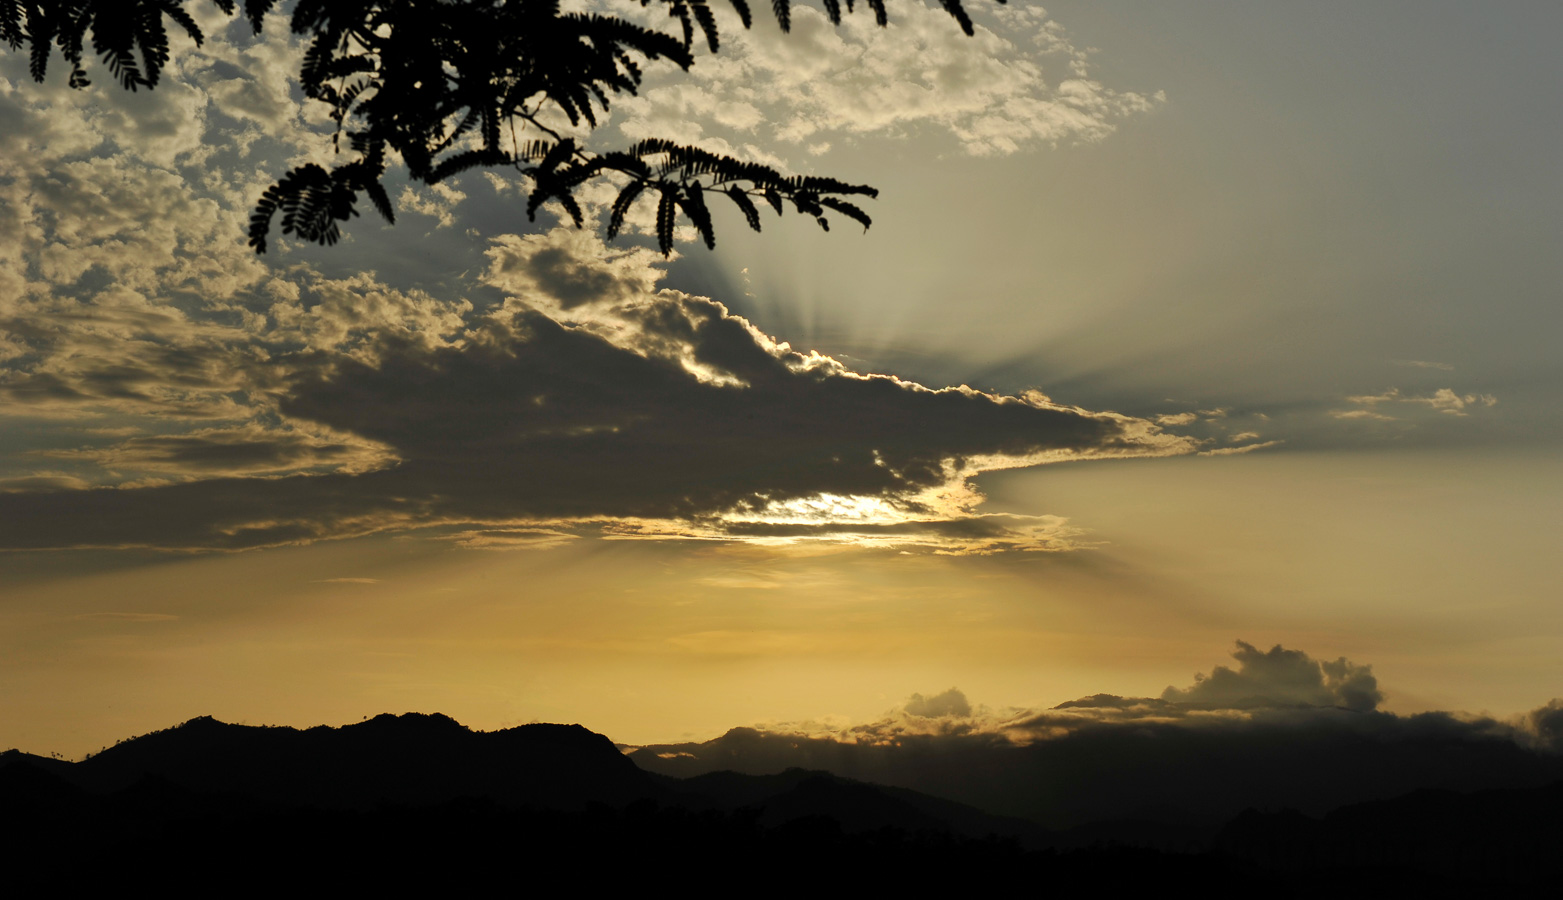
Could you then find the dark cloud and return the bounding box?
[629,643,1563,828]
[0,233,1184,551]
[0,473,92,493]
[1523,700,1563,753]
[1159,640,1382,712]
[42,424,391,478]
[282,306,1153,518]
[904,688,972,718]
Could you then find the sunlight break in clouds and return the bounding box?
[0,225,1192,552]
[0,2,1183,557]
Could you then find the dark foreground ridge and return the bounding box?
[3,714,1558,892]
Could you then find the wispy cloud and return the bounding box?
[70,612,179,622]
[1198,439,1283,457]
[1339,387,1498,418]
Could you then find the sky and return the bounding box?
[1,1,1560,761]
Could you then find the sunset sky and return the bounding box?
[2,1,1559,759]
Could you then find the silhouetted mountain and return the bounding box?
[4,714,1558,891]
[630,715,1563,827]
[1215,780,1563,882]
[667,766,1053,845]
[53,712,655,810]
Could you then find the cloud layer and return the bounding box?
[0,222,1188,550]
[630,642,1563,827]
[0,9,1191,552]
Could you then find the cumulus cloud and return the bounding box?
[397,183,468,229]
[1158,640,1382,711]
[904,688,972,719]
[1521,700,1563,753]
[630,642,1563,827]
[609,1,1161,159]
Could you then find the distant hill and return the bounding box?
[3,713,1558,891]
[15,712,653,810]
[629,717,1563,828]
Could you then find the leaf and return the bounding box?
[538,137,577,175]
[939,0,974,36]
[727,187,762,232]
[691,0,719,51]
[771,0,790,32]
[607,179,648,239]
[680,182,715,249]
[656,187,677,255]
[726,0,752,29]
[819,196,871,231]
[364,181,395,224]
[17,0,1003,253]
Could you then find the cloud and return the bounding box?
[1197,439,1283,457]
[630,642,1563,827]
[397,183,468,229]
[1520,700,1563,753]
[1158,640,1382,712]
[609,0,1161,159]
[905,688,972,719]
[70,612,179,622]
[0,12,1181,553]
[0,472,93,493]
[0,226,1189,552]
[1340,387,1498,418]
[41,422,393,479]
[443,528,581,551]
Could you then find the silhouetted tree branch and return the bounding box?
[2,0,999,254]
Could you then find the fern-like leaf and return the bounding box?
[726,0,752,29]
[365,181,394,224]
[690,0,718,51]
[727,188,761,232]
[819,196,871,231]
[607,179,648,239]
[680,182,715,249]
[939,0,974,36]
[655,187,677,255]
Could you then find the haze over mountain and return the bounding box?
[4,706,1558,891]
[630,642,1563,826]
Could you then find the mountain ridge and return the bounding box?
[4,712,1558,891]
